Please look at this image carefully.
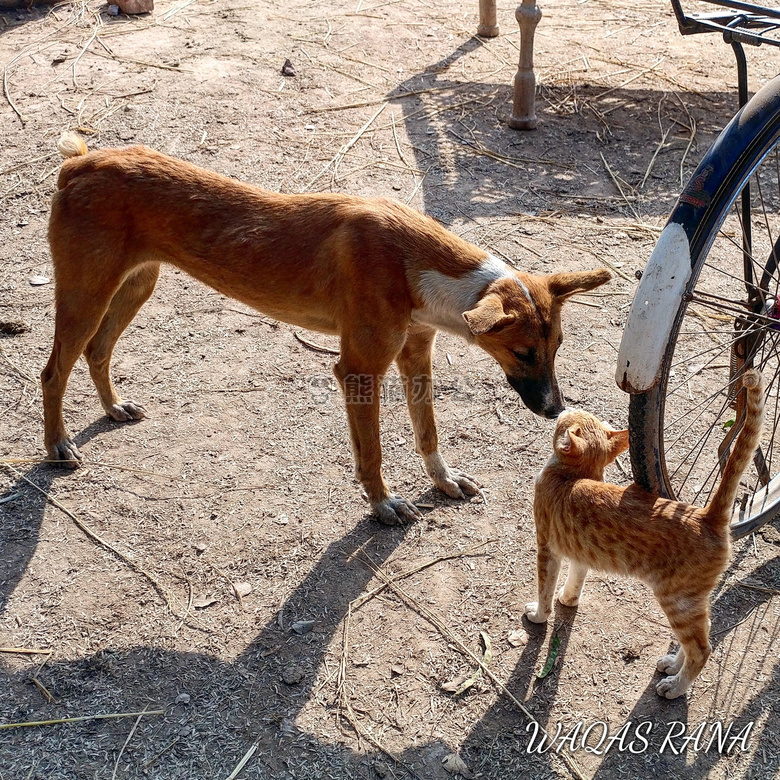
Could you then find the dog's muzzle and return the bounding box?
[506,375,565,419]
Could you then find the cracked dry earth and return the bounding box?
[0,0,779,778]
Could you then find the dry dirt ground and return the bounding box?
[1,0,779,778]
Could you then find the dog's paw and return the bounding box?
[557,587,580,607]
[372,494,422,526]
[656,673,688,699]
[47,438,83,468]
[524,602,549,624]
[435,468,480,500]
[107,400,147,422]
[424,453,480,499]
[656,652,683,675]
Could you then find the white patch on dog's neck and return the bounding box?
[412,254,529,337]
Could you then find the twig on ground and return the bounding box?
[72,19,100,89]
[307,84,473,113]
[205,560,245,609]
[294,332,340,355]
[0,462,177,614]
[353,552,587,780]
[1,458,177,480]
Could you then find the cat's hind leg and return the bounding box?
[655,598,711,699]
[558,561,588,607]
[525,544,561,624]
[656,647,684,676]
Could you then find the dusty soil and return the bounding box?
[1,0,779,778]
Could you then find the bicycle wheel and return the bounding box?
[628,77,780,540]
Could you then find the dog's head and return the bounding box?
[462,268,611,418]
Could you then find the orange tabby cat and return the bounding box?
[526,370,765,699]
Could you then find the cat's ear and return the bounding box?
[557,427,584,458]
[607,429,629,458]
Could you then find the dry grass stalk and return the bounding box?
[600,152,641,223]
[448,129,571,170]
[594,57,665,101]
[641,125,671,189]
[308,84,473,114]
[390,111,414,171]
[160,0,198,21]
[304,101,388,190]
[0,153,58,176]
[225,741,260,780]
[0,710,164,731]
[0,344,37,384]
[111,707,150,780]
[31,677,56,704]
[405,170,427,205]
[0,648,53,655]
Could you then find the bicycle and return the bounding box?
[616,0,780,539]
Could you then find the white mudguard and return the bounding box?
[616,222,692,394]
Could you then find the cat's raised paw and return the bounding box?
[524,602,549,624]
[656,674,688,699]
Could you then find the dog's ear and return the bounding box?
[548,268,612,300]
[463,294,515,335]
[607,428,629,459]
[556,426,584,459]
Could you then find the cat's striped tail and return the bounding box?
[705,369,765,523]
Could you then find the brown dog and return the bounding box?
[42,133,610,524]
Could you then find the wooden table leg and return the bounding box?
[477,0,499,37]
[509,0,542,130]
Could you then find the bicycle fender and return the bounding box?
[615,222,691,393]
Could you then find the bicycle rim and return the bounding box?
[630,130,780,539]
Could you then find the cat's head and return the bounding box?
[552,408,629,475]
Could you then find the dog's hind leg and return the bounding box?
[396,324,479,500]
[84,263,160,422]
[41,269,129,467]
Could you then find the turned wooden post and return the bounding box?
[477,0,499,37]
[509,0,542,130]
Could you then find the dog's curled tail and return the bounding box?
[57,131,88,159]
[706,369,765,522]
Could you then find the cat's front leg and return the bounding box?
[525,544,561,623]
[559,561,588,607]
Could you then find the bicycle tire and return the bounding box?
[628,73,780,540]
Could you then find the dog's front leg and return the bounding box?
[334,353,421,526]
[396,325,479,500]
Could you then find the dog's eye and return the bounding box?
[513,348,535,364]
